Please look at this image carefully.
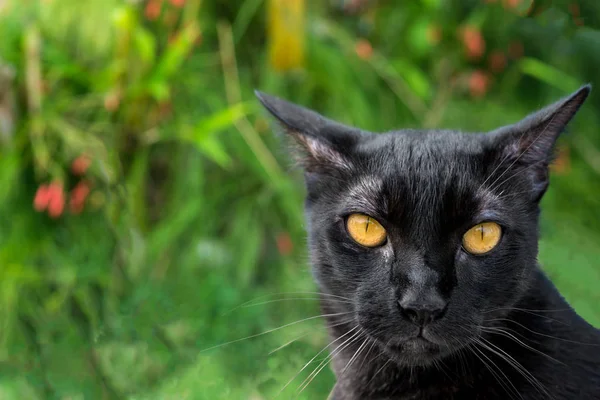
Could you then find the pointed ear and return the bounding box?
[255,91,363,174]
[488,85,591,200]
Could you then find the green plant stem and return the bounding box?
[217,21,284,183]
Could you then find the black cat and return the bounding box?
[256,86,600,399]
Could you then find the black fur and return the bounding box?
[256,86,600,399]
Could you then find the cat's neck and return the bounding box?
[321,268,600,400]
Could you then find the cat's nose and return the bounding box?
[398,295,448,327]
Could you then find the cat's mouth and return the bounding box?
[381,334,449,366]
[389,336,437,352]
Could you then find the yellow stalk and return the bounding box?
[267,0,305,72]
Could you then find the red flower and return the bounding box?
[47,181,65,219]
[34,184,51,212]
[469,70,490,98]
[355,39,373,60]
[69,181,91,215]
[460,26,485,60]
[502,0,521,9]
[488,50,507,73]
[276,232,293,256]
[145,0,162,21]
[71,154,91,176]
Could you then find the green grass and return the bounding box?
[0,0,599,398]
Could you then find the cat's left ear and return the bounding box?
[488,84,591,199]
[255,91,364,175]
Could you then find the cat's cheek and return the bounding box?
[453,250,496,307]
[454,249,478,284]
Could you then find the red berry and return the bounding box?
[469,70,490,98]
[47,182,65,218]
[488,50,507,73]
[355,39,373,60]
[34,185,50,212]
[276,232,294,256]
[69,181,91,214]
[461,26,485,60]
[71,155,91,176]
[145,0,162,20]
[69,198,84,215]
[72,181,91,202]
[503,0,520,9]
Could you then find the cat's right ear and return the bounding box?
[255,91,363,174]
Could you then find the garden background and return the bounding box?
[1,0,599,398]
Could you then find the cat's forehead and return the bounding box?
[357,130,485,177]
[344,130,493,220]
[361,129,484,158]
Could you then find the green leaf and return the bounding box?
[174,102,251,167]
[519,58,580,93]
[189,102,251,141]
[148,80,170,101]
[151,23,200,83]
[134,27,157,67]
[195,135,231,168]
[392,59,432,101]
[233,0,264,44]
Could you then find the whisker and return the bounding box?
[240,297,353,309]
[296,331,362,394]
[437,357,454,380]
[274,325,360,398]
[483,307,569,326]
[484,318,600,346]
[495,189,542,202]
[223,292,353,315]
[455,325,520,399]
[269,332,311,356]
[478,337,554,399]
[200,311,353,353]
[485,113,559,193]
[478,150,516,192]
[483,306,571,314]
[341,335,370,375]
[470,342,522,400]
[478,117,538,193]
[296,329,364,397]
[481,326,565,366]
[356,338,377,373]
[457,347,470,378]
[366,358,392,387]
[268,318,355,356]
[489,159,549,192]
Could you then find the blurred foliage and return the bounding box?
[0,0,599,398]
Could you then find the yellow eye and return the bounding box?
[346,214,387,247]
[462,222,502,255]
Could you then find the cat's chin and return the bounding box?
[383,337,453,367]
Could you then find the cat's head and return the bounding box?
[256,86,590,366]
